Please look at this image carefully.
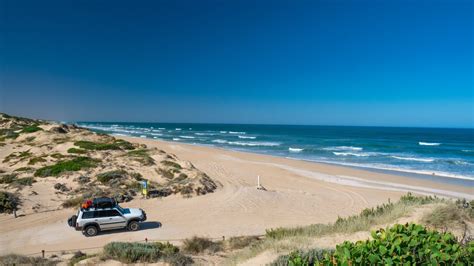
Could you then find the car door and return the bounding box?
[102,210,127,229]
[93,210,113,230]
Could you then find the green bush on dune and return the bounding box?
[74,139,135,151]
[20,125,43,134]
[34,157,99,177]
[67,147,87,154]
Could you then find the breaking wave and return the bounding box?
[289,147,304,152]
[419,142,440,146]
[391,156,435,163]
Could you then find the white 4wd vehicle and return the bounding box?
[67,198,147,237]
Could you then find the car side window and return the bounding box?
[108,210,121,217]
[94,210,108,218]
[82,211,94,219]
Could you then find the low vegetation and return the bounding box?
[182,237,223,254]
[0,174,34,187]
[67,147,87,154]
[20,125,43,133]
[161,160,182,169]
[102,242,192,265]
[275,223,473,265]
[422,200,474,229]
[3,151,32,163]
[74,139,134,151]
[0,254,57,265]
[96,170,128,184]
[0,191,20,213]
[127,149,155,165]
[34,157,99,177]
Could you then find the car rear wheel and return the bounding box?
[84,225,98,237]
[128,221,140,231]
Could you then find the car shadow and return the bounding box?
[97,221,162,236]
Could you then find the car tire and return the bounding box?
[128,220,140,231]
[84,225,98,237]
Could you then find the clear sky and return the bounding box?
[0,0,472,128]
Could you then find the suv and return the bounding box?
[68,198,147,237]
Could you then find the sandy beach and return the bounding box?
[1,136,471,256]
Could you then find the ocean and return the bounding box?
[77,122,474,187]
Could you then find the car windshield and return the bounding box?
[115,205,125,215]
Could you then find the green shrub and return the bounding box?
[74,139,135,151]
[34,157,99,177]
[15,177,35,186]
[96,170,127,184]
[0,254,56,265]
[127,149,155,165]
[20,125,42,133]
[102,242,191,265]
[14,166,34,172]
[67,148,87,154]
[0,174,34,187]
[0,191,20,213]
[182,236,222,254]
[278,224,473,265]
[0,174,17,184]
[28,156,47,165]
[161,160,182,169]
[3,151,32,163]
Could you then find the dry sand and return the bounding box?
[0,137,472,256]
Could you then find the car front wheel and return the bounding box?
[84,225,98,237]
[128,221,140,231]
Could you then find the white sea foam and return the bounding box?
[195,132,214,136]
[391,156,434,162]
[220,131,227,134]
[229,131,246,134]
[179,136,195,139]
[140,135,147,138]
[151,133,163,136]
[322,146,363,151]
[419,142,441,146]
[289,147,304,152]
[333,152,370,157]
[175,128,182,131]
[227,141,280,147]
[158,127,166,130]
[462,150,474,153]
[173,138,181,141]
[238,135,256,139]
[212,139,228,144]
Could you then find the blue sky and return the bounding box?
[0,0,472,127]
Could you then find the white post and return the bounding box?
[257,175,260,187]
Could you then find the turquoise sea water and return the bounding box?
[77,122,474,187]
